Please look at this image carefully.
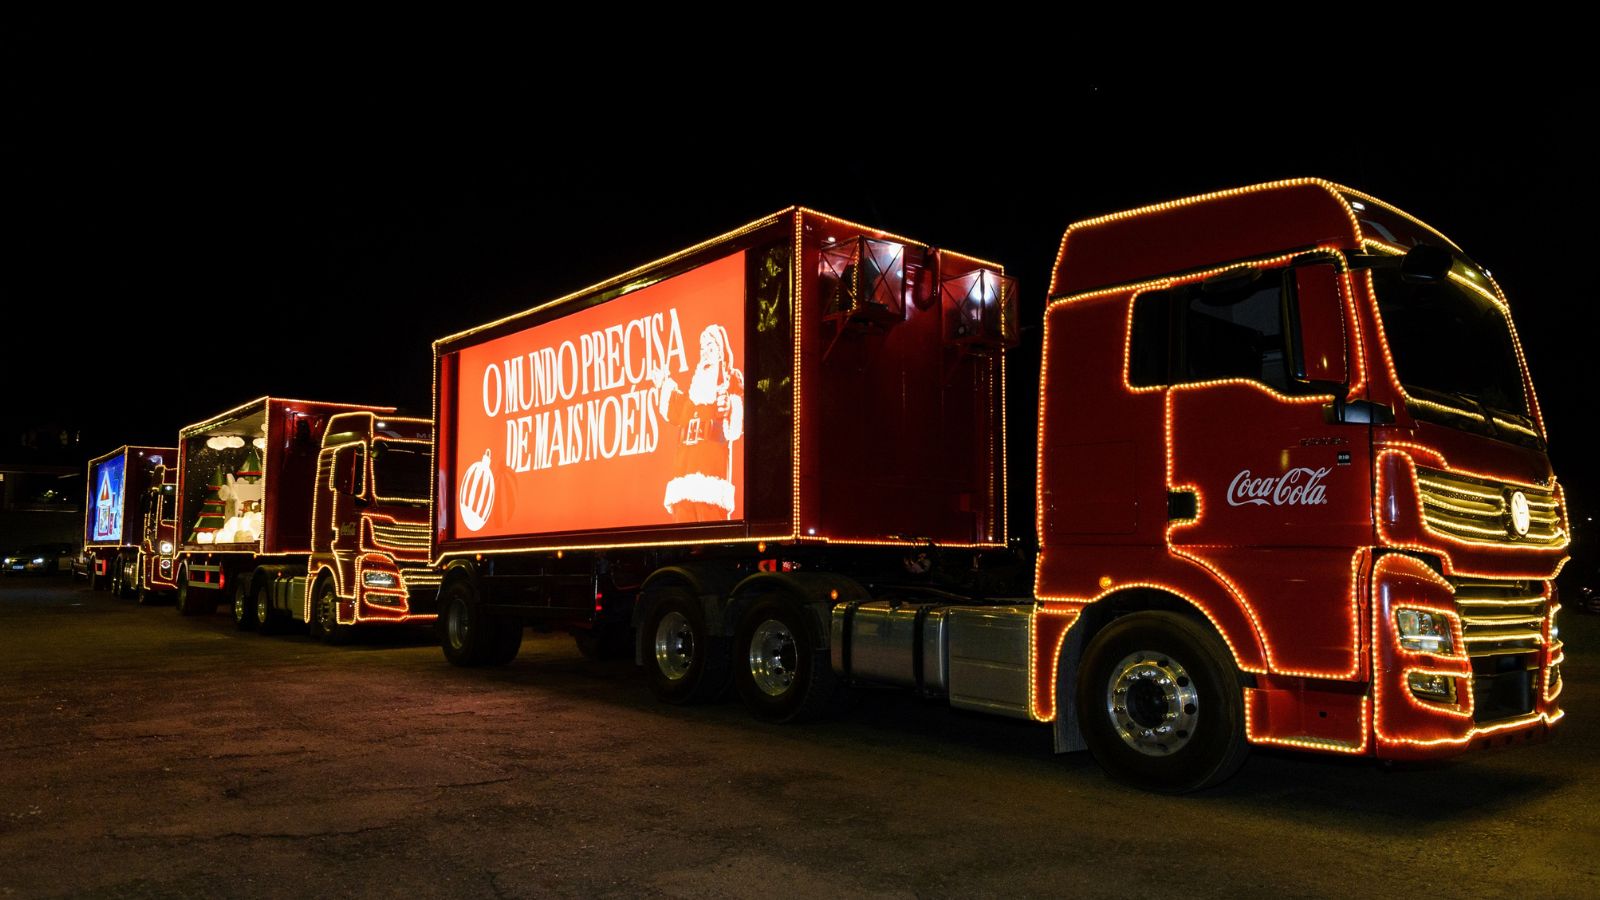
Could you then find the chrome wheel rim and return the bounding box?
[1106,650,1199,756]
[654,610,695,681]
[256,592,269,625]
[233,589,247,621]
[748,618,797,697]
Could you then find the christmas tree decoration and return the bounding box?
[214,447,267,544]
[189,465,227,544]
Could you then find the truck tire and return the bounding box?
[175,576,213,616]
[574,625,632,662]
[439,581,521,666]
[311,578,353,645]
[255,582,287,635]
[732,597,836,723]
[231,580,256,631]
[643,590,729,704]
[90,563,106,591]
[117,557,136,599]
[1075,611,1249,793]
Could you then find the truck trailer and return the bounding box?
[82,444,178,601]
[172,397,436,641]
[428,185,1565,791]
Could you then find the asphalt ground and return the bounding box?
[2,575,1596,899]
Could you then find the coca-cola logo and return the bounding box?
[1227,467,1331,507]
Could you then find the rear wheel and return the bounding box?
[439,580,521,666]
[231,579,256,631]
[732,597,836,723]
[116,557,137,599]
[255,582,287,635]
[1076,611,1249,793]
[643,590,728,704]
[574,625,632,662]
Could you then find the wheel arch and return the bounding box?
[726,571,868,649]
[1051,587,1251,754]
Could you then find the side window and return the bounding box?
[1128,271,1291,391]
[335,447,363,496]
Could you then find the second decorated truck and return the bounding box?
[427,187,1566,791]
[172,397,437,641]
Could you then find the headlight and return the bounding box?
[32,557,45,565]
[159,541,174,556]
[363,571,398,588]
[1396,608,1452,654]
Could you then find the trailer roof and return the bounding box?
[179,396,398,437]
[86,445,177,467]
[434,206,1005,351]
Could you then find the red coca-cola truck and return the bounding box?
[173,397,436,641]
[82,445,179,601]
[429,185,1565,790]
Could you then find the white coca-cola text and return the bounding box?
[1226,467,1331,507]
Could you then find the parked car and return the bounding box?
[3,543,77,576]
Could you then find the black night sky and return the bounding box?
[5,42,1595,552]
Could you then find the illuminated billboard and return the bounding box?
[90,454,127,543]
[450,251,746,539]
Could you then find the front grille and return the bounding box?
[399,567,443,590]
[1415,467,1563,546]
[370,519,431,550]
[1451,576,1545,722]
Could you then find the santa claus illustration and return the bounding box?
[652,323,744,522]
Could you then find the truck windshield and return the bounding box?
[1369,265,1541,449]
[372,442,430,502]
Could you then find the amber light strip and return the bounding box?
[436,211,795,348]
[1027,606,1081,722]
[1243,692,1370,755]
[1049,178,1364,298]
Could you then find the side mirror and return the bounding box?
[1290,264,1348,387]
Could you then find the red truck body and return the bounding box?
[428,186,1563,790]
[172,397,437,638]
[82,445,179,599]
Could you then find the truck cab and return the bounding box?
[305,411,437,638]
[1037,180,1563,786]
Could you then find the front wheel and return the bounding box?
[732,597,836,723]
[438,581,521,666]
[1076,611,1249,793]
[174,574,213,616]
[311,580,353,645]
